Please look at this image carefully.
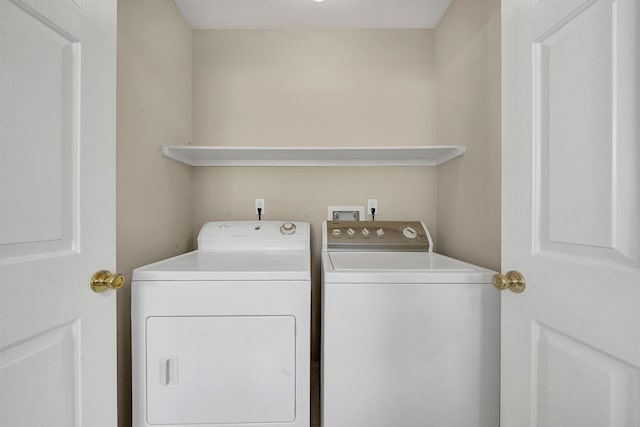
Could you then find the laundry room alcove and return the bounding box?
[116,1,501,426]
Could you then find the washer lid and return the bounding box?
[133,250,310,281]
[323,252,495,283]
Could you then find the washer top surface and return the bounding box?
[328,251,479,271]
[134,221,310,281]
[323,252,494,284]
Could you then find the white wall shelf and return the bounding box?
[162,145,465,167]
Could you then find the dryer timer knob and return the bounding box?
[280,222,296,235]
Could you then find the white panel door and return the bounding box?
[0,0,117,426]
[501,0,640,426]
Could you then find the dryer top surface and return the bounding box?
[133,249,310,281]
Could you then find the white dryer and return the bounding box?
[132,221,310,427]
[321,220,499,427]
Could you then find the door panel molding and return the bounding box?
[0,0,81,263]
[532,321,640,427]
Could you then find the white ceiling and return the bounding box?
[174,0,454,29]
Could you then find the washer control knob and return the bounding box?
[332,229,342,236]
[376,228,385,237]
[401,226,418,240]
[362,228,370,237]
[280,222,296,235]
[347,228,355,237]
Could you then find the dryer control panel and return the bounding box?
[324,221,433,252]
[198,221,310,251]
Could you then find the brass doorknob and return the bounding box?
[493,271,526,293]
[91,270,125,293]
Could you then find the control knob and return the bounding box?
[401,226,418,240]
[362,228,370,237]
[347,228,355,237]
[280,222,296,235]
[376,228,385,237]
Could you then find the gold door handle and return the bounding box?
[91,270,125,293]
[493,271,526,293]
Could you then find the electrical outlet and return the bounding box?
[255,198,265,216]
[368,199,378,217]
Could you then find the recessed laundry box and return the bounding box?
[132,221,311,427]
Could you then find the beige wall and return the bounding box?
[435,0,501,271]
[115,9,501,421]
[192,30,438,360]
[116,0,193,425]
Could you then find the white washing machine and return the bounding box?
[321,220,499,427]
[132,221,310,427]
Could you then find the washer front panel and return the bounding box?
[321,280,500,427]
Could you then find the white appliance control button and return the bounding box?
[332,229,342,236]
[347,228,355,237]
[362,228,370,237]
[280,222,296,235]
[376,228,385,237]
[401,226,418,240]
